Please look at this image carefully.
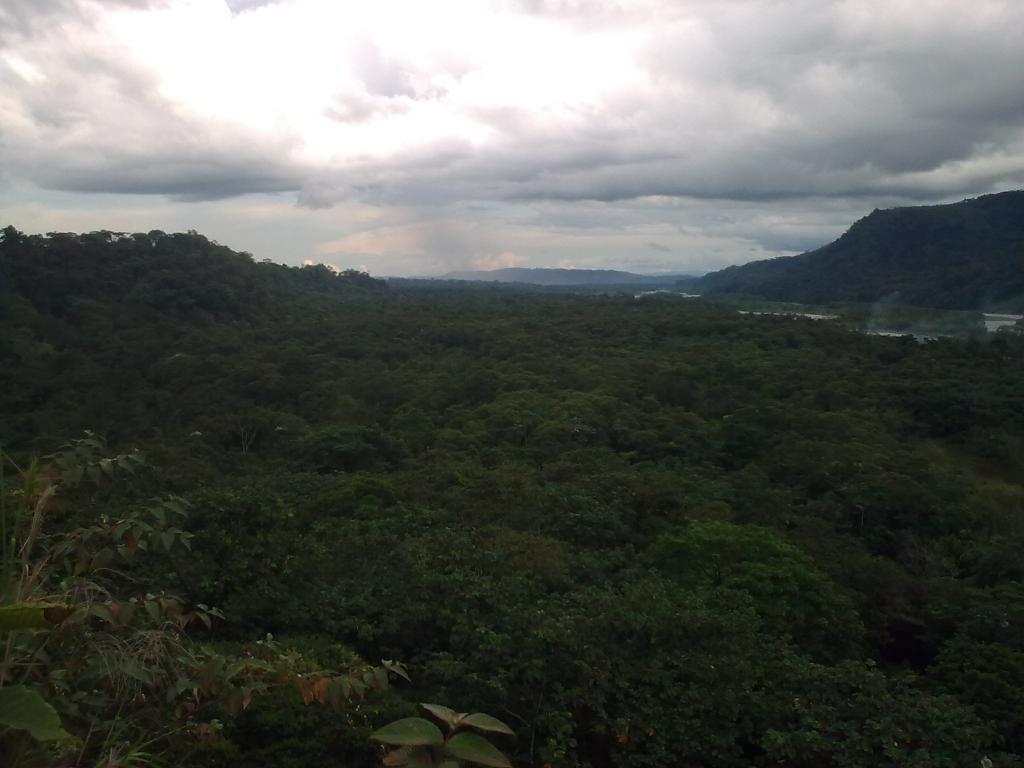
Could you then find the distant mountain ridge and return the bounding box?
[692,191,1024,310]
[439,267,690,287]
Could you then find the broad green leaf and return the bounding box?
[382,659,410,682]
[0,686,72,742]
[462,713,514,736]
[123,659,152,684]
[0,603,66,632]
[421,702,462,727]
[371,718,444,746]
[89,605,114,624]
[444,732,512,768]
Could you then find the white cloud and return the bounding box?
[472,251,527,271]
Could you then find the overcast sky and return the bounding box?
[2,0,1023,275]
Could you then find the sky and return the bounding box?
[1,0,1023,276]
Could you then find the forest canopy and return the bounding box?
[1,227,1023,767]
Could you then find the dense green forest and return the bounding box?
[2,227,1024,767]
[691,191,1024,310]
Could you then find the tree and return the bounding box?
[650,520,864,660]
[0,438,403,767]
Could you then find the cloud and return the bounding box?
[224,0,276,13]
[0,0,159,45]
[472,251,526,271]
[2,0,1024,273]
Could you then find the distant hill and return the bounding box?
[692,191,1024,310]
[0,227,385,322]
[438,267,689,287]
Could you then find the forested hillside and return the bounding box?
[692,191,1024,309]
[2,227,1024,768]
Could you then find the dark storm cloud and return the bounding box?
[45,158,300,200]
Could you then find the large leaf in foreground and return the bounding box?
[371,717,444,746]
[444,732,512,767]
[462,713,514,735]
[0,685,72,741]
[421,702,463,727]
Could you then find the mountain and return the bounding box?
[0,226,384,321]
[692,191,1024,310]
[0,226,389,447]
[438,267,689,287]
